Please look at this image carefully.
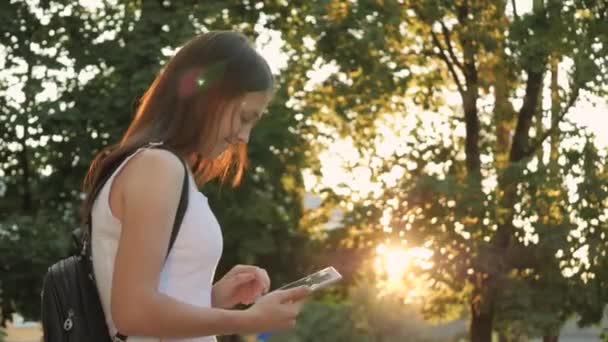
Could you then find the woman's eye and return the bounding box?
[242,113,257,124]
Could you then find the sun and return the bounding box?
[374,243,434,301]
[375,244,409,286]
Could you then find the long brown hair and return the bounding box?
[81,31,274,222]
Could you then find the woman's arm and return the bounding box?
[109,149,250,338]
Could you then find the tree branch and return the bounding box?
[509,69,545,162]
[511,0,520,21]
[453,0,481,179]
[457,1,468,24]
[456,1,478,91]
[439,20,464,72]
[430,30,466,96]
[523,87,580,158]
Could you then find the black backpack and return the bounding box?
[41,144,190,342]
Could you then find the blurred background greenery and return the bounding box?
[1,0,607,341]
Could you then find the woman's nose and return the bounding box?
[237,129,250,144]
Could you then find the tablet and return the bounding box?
[277,266,342,292]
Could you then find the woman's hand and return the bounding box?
[212,265,270,309]
[241,286,311,334]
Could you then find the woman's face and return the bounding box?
[207,90,272,158]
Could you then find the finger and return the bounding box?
[276,286,311,303]
[290,298,307,313]
[233,272,256,285]
[255,267,271,293]
[233,267,267,297]
[231,267,267,293]
[226,264,258,277]
[262,269,271,293]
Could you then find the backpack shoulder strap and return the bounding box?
[83,143,190,260]
[159,146,189,257]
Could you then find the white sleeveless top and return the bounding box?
[91,147,223,342]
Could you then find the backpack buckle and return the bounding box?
[80,230,89,256]
[63,309,74,331]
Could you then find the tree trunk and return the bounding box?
[535,77,545,166]
[1,303,15,327]
[493,47,516,171]
[19,51,35,213]
[457,3,488,341]
[456,1,482,182]
[549,55,560,172]
[470,303,494,342]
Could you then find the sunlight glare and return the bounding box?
[376,244,409,286]
[375,244,434,288]
[374,243,435,303]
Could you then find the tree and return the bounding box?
[273,0,608,340]
[0,0,314,327]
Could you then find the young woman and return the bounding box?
[82,31,310,341]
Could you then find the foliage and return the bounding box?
[0,212,72,324]
[1,1,607,341]
[268,299,369,342]
[273,0,608,340]
[269,285,456,342]
[0,0,313,324]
